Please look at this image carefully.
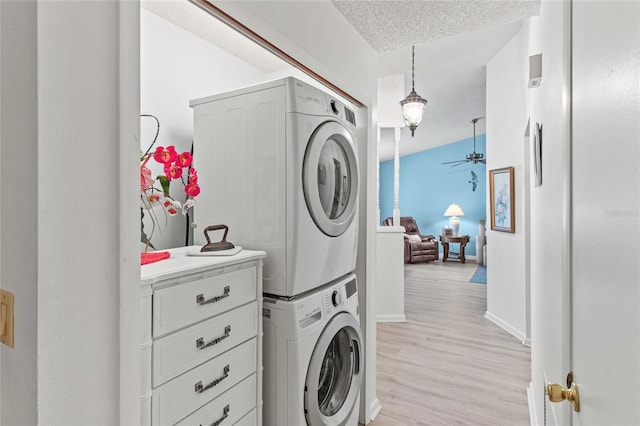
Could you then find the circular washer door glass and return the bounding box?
[318,328,353,416]
[304,312,362,426]
[303,121,358,237]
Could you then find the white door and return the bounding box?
[303,121,359,237]
[304,312,362,426]
[569,0,640,424]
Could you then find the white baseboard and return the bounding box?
[376,314,407,323]
[527,382,537,426]
[522,337,532,347]
[484,311,527,344]
[368,398,382,424]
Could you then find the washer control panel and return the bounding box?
[331,290,342,307]
[321,276,357,317]
[323,285,345,316]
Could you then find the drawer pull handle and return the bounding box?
[200,404,230,426]
[196,286,230,306]
[196,325,231,350]
[194,365,230,393]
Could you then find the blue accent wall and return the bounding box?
[379,135,486,256]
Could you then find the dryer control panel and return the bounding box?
[287,77,357,132]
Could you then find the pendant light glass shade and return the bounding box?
[400,46,428,137]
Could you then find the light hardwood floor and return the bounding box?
[369,261,531,425]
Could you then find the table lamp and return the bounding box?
[444,203,465,236]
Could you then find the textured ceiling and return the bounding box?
[331,0,541,53]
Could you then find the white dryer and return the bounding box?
[190,77,359,297]
[263,273,362,426]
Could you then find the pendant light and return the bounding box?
[400,45,428,137]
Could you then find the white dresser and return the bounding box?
[140,246,266,425]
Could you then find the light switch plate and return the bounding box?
[0,289,14,348]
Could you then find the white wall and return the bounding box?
[141,9,271,249]
[1,2,140,423]
[213,1,375,105]
[36,2,127,423]
[0,2,38,424]
[527,1,572,424]
[485,27,529,342]
[376,227,405,322]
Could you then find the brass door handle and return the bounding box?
[546,382,580,412]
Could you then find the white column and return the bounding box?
[393,127,401,225]
[376,127,381,226]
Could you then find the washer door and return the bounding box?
[304,312,362,426]
[303,121,359,237]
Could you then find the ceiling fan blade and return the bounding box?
[451,161,468,167]
[479,159,486,164]
[441,159,467,165]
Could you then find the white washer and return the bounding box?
[263,273,362,426]
[190,77,359,297]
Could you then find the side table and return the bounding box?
[440,234,471,263]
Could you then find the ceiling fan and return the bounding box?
[442,117,486,167]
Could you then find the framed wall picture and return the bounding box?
[489,166,515,233]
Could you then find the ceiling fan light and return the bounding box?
[441,116,486,166]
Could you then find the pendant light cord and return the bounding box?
[473,118,476,151]
[411,45,415,91]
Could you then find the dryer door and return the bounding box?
[304,312,362,426]
[303,121,359,237]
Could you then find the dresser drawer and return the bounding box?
[152,338,257,426]
[153,266,257,337]
[235,408,257,425]
[174,374,257,426]
[153,302,258,386]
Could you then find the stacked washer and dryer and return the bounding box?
[190,77,362,426]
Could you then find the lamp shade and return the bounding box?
[444,203,464,236]
[443,203,464,217]
[400,91,427,137]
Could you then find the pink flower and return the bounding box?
[153,146,177,164]
[185,182,201,197]
[188,168,198,184]
[176,152,192,168]
[140,166,153,191]
[141,115,204,251]
[164,163,183,180]
[147,193,160,203]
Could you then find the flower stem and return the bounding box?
[141,114,160,159]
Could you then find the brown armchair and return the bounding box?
[383,216,439,264]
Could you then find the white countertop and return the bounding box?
[140,246,266,285]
